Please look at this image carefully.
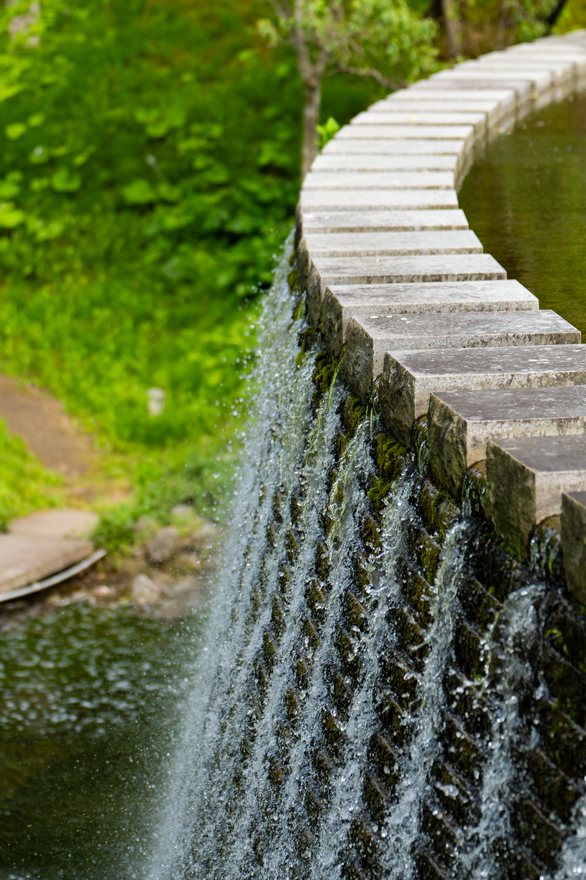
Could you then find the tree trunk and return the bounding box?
[301,80,322,181]
[545,0,569,29]
[441,0,460,58]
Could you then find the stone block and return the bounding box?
[380,91,516,123]
[311,253,505,287]
[301,209,469,233]
[351,110,487,136]
[457,59,571,85]
[344,311,578,401]
[430,67,552,94]
[381,343,586,446]
[484,435,586,554]
[498,48,586,77]
[428,386,586,496]
[303,230,482,258]
[0,534,94,595]
[411,76,533,102]
[311,154,459,172]
[299,189,459,211]
[322,279,537,357]
[337,123,475,148]
[302,171,455,190]
[322,138,467,155]
[561,491,586,603]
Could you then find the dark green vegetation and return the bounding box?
[0,601,199,879]
[459,91,586,339]
[0,0,387,529]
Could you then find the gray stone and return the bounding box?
[379,91,516,123]
[484,436,586,555]
[495,49,586,76]
[322,279,538,357]
[311,253,505,289]
[0,534,94,595]
[301,209,469,233]
[322,138,467,155]
[303,230,482,258]
[351,110,487,136]
[344,311,579,401]
[311,154,459,172]
[410,76,533,102]
[381,343,586,446]
[430,67,552,94]
[9,509,98,540]
[132,573,160,605]
[428,386,586,496]
[561,491,586,603]
[146,526,181,563]
[457,58,573,85]
[338,123,475,148]
[303,171,455,190]
[299,189,459,211]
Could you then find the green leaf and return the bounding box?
[51,168,82,193]
[0,181,21,199]
[158,182,181,203]
[29,145,49,164]
[30,177,49,192]
[0,202,25,228]
[28,113,45,128]
[5,123,27,141]
[146,121,171,138]
[135,107,159,125]
[121,178,157,205]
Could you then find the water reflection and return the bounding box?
[459,91,586,338]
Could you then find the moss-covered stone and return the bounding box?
[409,523,441,584]
[363,771,389,824]
[271,595,286,638]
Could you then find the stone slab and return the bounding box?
[430,67,553,94]
[0,534,95,594]
[428,386,586,496]
[338,124,475,147]
[561,491,586,603]
[311,154,459,172]
[381,91,517,122]
[303,230,482,258]
[485,435,586,554]
[457,59,571,85]
[311,253,505,287]
[351,110,487,136]
[322,138,468,155]
[381,343,586,447]
[322,279,538,356]
[344,311,579,401]
[497,49,586,76]
[299,189,459,211]
[411,76,533,101]
[303,171,455,190]
[9,509,99,540]
[301,209,469,233]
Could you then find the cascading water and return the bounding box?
[147,239,586,880]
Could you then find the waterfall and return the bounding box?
[146,237,586,880]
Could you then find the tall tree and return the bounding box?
[258,0,438,178]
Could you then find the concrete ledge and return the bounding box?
[311,154,460,172]
[301,209,469,233]
[303,230,482,258]
[380,343,586,446]
[299,189,460,212]
[562,491,586,603]
[322,280,538,357]
[428,387,586,496]
[345,311,579,401]
[485,436,586,554]
[302,171,456,190]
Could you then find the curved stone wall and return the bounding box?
[296,30,586,595]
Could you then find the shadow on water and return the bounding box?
[0,602,202,880]
[459,90,586,337]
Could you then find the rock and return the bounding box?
[171,504,193,519]
[146,526,181,563]
[132,574,160,605]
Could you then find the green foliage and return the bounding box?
[0,418,62,527]
[317,116,340,149]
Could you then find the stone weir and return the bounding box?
[296,29,586,599]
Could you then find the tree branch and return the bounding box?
[334,64,405,90]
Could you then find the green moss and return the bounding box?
[0,417,62,528]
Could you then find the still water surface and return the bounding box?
[459,90,586,336]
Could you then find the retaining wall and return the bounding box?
[296,30,586,597]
